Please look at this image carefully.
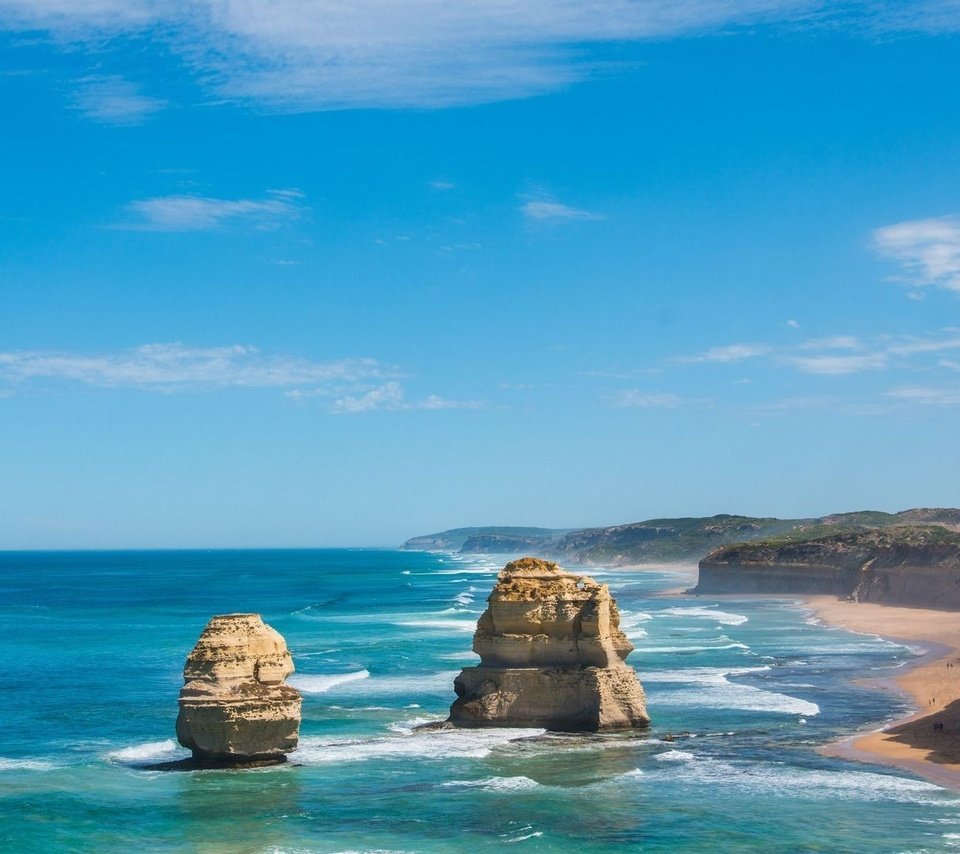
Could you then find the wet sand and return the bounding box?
[804,596,960,790]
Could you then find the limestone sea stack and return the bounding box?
[449,557,650,731]
[175,614,302,766]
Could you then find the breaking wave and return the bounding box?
[290,670,371,693]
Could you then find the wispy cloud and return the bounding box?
[673,330,960,377]
[611,390,682,408]
[0,342,482,413]
[0,0,156,31]
[885,333,960,356]
[797,335,861,350]
[0,343,388,391]
[521,199,603,222]
[676,343,771,364]
[782,353,888,375]
[886,386,960,406]
[5,2,960,111]
[429,180,456,191]
[872,215,960,293]
[331,381,484,414]
[72,75,166,125]
[121,189,306,232]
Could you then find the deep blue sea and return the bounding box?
[2,549,959,852]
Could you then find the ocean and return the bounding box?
[1,548,958,852]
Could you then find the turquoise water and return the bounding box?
[1,549,958,853]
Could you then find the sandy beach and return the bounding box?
[802,596,960,790]
[538,564,960,788]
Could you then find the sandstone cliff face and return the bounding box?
[450,557,649,731]
[176,614,302,765]
[696,529,960,609]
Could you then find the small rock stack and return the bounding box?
[176,614,302,766]
[449,557,650,731]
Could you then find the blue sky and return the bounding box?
[2,1,960,548]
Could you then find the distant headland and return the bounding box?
[402,507,960,567]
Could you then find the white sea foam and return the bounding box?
[290,670,371,693]
[653,683,818,716]
[430,566,498,575]
[435,651,480,661]
[388,716,440,733]
[293,726,545,765]
[442,776,540,792]
[453,592,475,606]
[326,705,392,712]
[299,670,460,697]
[642,666,771,683]
[394,618,476,633]
[622,753,950,805]
[619,611,652,627]
[659,606,749,626]
[0,757,57,772]
[506,831,544,842]
[108,739,188,764]
[636,641,750,654]
[642,666,818,715]
[653,749,697,762]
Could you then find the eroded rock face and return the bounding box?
[175,614,302,766]
[449,557,649,731]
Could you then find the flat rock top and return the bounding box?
[182,613,294,685]
[494,556,605,600]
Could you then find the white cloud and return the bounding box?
[783,353,888,374]
[786,319,800,329]
[0,343,388,390]
[750,395,838,413]
[612,390,682,408]
[121,189,305,231]
[884,334,960,356]
[677,343,770,364]
[429,180,456,191]
[521,199,603,222]
[331,381,483,414]
[886,386,960,406]
[72,75,166,125]
[872,215,960,292]
[5,2,960,111]
[0,0,156,31]
[797,335,861,350]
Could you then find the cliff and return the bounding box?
[175,614,302,766]
[404,507,960,566]
[696,526,960,609]
[449,557,649,731]
[459,533,555,553]
[402,526,566,552]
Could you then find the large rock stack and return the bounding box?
[449,557,649,731]
[175,614,302,766]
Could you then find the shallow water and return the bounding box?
[1,549,957,852]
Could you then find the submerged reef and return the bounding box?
[449,557,649,731]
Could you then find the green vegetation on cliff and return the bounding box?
[705,524,960,563]
[696,524,960,608]
[403,507,960,566]
[401,526,567,552]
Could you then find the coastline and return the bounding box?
[678,573,960,790]
[798,596,960,791]
[600,563,960,788]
